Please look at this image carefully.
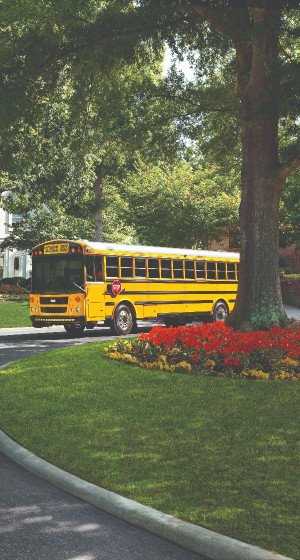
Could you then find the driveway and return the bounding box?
[0,453,201,560]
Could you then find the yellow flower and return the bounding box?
[241,369,269,380]
[122,353,138,364]
[204,359,215,369]
[280,356,299,368]
[175,361,192,373]
[143,361,160,369]
[273,370,299,381]
[108,351,122,360]
[158,354,168,365]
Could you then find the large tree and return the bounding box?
[131,1,300,329]
[1,1,300,328]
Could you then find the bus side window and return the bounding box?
[196,261,206,279]
[86,256,103,281]
[185,260,195,279]
[207,262,217,280]
[148,258,159,278]
[236,263,239,279]
[227,263,236,280]
[121,257,133,278]
[135,258,146,278]
[161,259,172,278]
[217,262,226,280]
[106,256,119,277]
[173,260,184,279]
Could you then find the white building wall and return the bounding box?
[0,207,31,279]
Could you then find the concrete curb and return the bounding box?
[0,361,15,370]
[0,429,293,560]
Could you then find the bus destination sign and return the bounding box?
[44,243,69,254]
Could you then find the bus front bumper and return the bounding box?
[31,316,85,328]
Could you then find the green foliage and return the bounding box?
[123,161,239,247]
[0,49,181,245]
[1,203,94,251]
[280,172,300,246]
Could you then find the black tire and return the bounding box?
[212,301,229,322]
[64,324,85,337]
[111,304,136,335]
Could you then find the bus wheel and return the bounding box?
[212,301,228,322]
[64,325,85,337]
[111,304,136,336]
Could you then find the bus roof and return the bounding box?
[80,240,240,260]
[35,239,239,259]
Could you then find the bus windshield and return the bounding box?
[31,256,84,293]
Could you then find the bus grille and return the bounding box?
[41,307,67,314]
[40,297,68,305]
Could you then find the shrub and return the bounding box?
[281,275,300,307]
[0,283,27,296]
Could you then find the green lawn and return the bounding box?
[0,299,31,327]
[0,343,299,559]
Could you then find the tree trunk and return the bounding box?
[93,172,104,242]
[229,6,288,330]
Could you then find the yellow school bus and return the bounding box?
[29,239,239,336]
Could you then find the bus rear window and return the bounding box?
[227,263,236,280]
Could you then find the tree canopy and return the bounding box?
[1,1,300,328]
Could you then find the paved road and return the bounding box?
[0,323,153,368]
[0,454,201,560]
[0,325,114,367]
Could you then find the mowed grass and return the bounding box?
[0,299,31,327]
[0,343,299,559]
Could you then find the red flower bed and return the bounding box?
[107,323,300,380]
[139,323,300,375]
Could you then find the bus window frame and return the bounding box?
[105,255,120,278]
[134,257,147,279]
[147,257,160,279]
[195,260,207,281]
[160,258,172,279]
[120,256,133,279]
[227,262,237,281]
[173,259,184,280]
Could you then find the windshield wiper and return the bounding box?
[72,282,86,294]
